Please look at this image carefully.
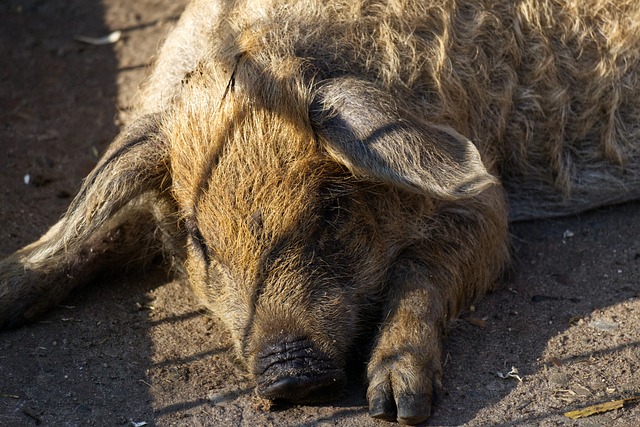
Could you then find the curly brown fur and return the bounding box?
[3,0,640,424]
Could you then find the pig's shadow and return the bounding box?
[0,1,174,425]
[428,201,640,426]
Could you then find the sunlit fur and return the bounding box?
[142,0,640,220]
[164,59,508,372]
[2,0,640,424]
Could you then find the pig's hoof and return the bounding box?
[368,392,398,421]
[254,337,345,404]
[369,390,432,425]
[367,357,441,425]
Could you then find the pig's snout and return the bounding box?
[254,337,345,403]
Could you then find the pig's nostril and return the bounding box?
[261,376,300,398]
[254,337,345,403]
[258,373,341,401]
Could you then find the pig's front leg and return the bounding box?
[367,190,510,425]
[366,259,446,425]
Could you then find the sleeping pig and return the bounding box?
[3,0,640,424]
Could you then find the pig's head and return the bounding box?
[159,59,495,404]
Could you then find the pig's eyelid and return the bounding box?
[185,217,211,264]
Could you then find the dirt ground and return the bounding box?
[1,1,640,426]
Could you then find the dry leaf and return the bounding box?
[0,393,20,399]
[589,319,618,331]
[75,30,122,45]
[554,389,577,403]
[548,356,563,367]
[497,366,523,382]
[465,316,487,328]
[564,396,640,419]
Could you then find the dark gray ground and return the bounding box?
[1,1,639,426]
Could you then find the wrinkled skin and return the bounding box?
[3,0,640,424]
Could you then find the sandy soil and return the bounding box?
[1,1,639,426]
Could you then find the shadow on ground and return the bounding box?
[0,0,156,425]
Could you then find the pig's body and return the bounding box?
[2,0,640,424]
[144,0,640,220]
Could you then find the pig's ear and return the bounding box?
[0,113,173,328]
[61,113,171,244]
[310,78,496,200]
[70,113,169,214]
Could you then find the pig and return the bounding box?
[2,0,640,424]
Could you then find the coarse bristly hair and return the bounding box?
[141,0,640,219]
[2,0,640,424]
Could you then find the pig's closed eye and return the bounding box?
[185,217,210,263]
